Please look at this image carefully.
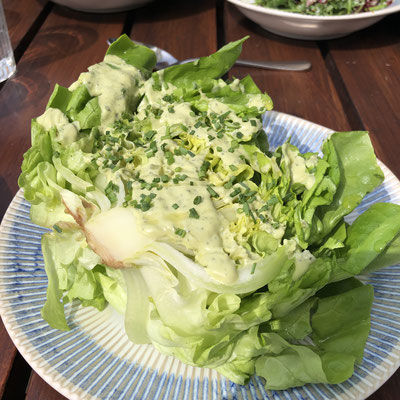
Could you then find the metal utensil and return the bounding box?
[107,38,311,71]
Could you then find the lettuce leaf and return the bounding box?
[160,37,248,88]
[106,34,157,76]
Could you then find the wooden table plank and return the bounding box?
[326,13,400,179]
[131,0,217,59]
[26,372,67,400]
[223,2,351,132]
[368,369,400,400]
[0,319,17,398]
[3,0,48,49]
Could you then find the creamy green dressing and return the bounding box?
[282,145,317,190]
[69,54,143,130]
[37,108,80,145]
[42,55,305,285]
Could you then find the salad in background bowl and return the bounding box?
[228,0,400,39]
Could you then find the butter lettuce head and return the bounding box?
[18,35,400,391]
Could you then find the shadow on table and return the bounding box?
[0,177,13,223]
[326,13,400,51]
[133,0,216,22]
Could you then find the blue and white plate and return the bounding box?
[1,111,400,400]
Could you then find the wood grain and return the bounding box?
[368,369,400,400]
[223,2,351,132]
[326,13,400,179]
[26,372,67,400]
[3,0,47,49]
[0,319,17,398]
[131,0,217,59]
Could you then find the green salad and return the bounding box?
[252,0,393,15]
[19,35,400,390]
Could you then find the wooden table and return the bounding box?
[0,0,399,398]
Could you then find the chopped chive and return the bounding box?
[230,188,241,198]
[175,228,186,237]
[141,202,151,212]
[216,146,223,152]
[144,130,156,141]
[189,208,200,219]
[251,263,257,274]
[172,203,179,209]
[179,146,188,155]
[229,165,238,171]
[265,195,279,207]
[250,120,257,126]
[161,174,169,183]
[53,224,62,233]
[165,151,175,165]
[207,185,219,198]
[259,214,268,223]
[193,196,202,205]
[236,132,243,139]
[163,94,173,103]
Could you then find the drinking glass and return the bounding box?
[0,0,16,83]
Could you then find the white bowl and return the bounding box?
[227,0,400,40]
[52,0,155,13]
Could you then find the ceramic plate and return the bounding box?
[227,0,400,40]
[1,111,400,400]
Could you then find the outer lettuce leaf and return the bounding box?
[338,202,400,275]
[41,234,70,331]
[150,241,293,294]
[46,84,72,113]
[312,278,373,364]
[312,131,384,244]
[40,227,127,330]
[252,280,373,390]
[267,298,316,340]
[106,34,157,76]
[160,37,248,88]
